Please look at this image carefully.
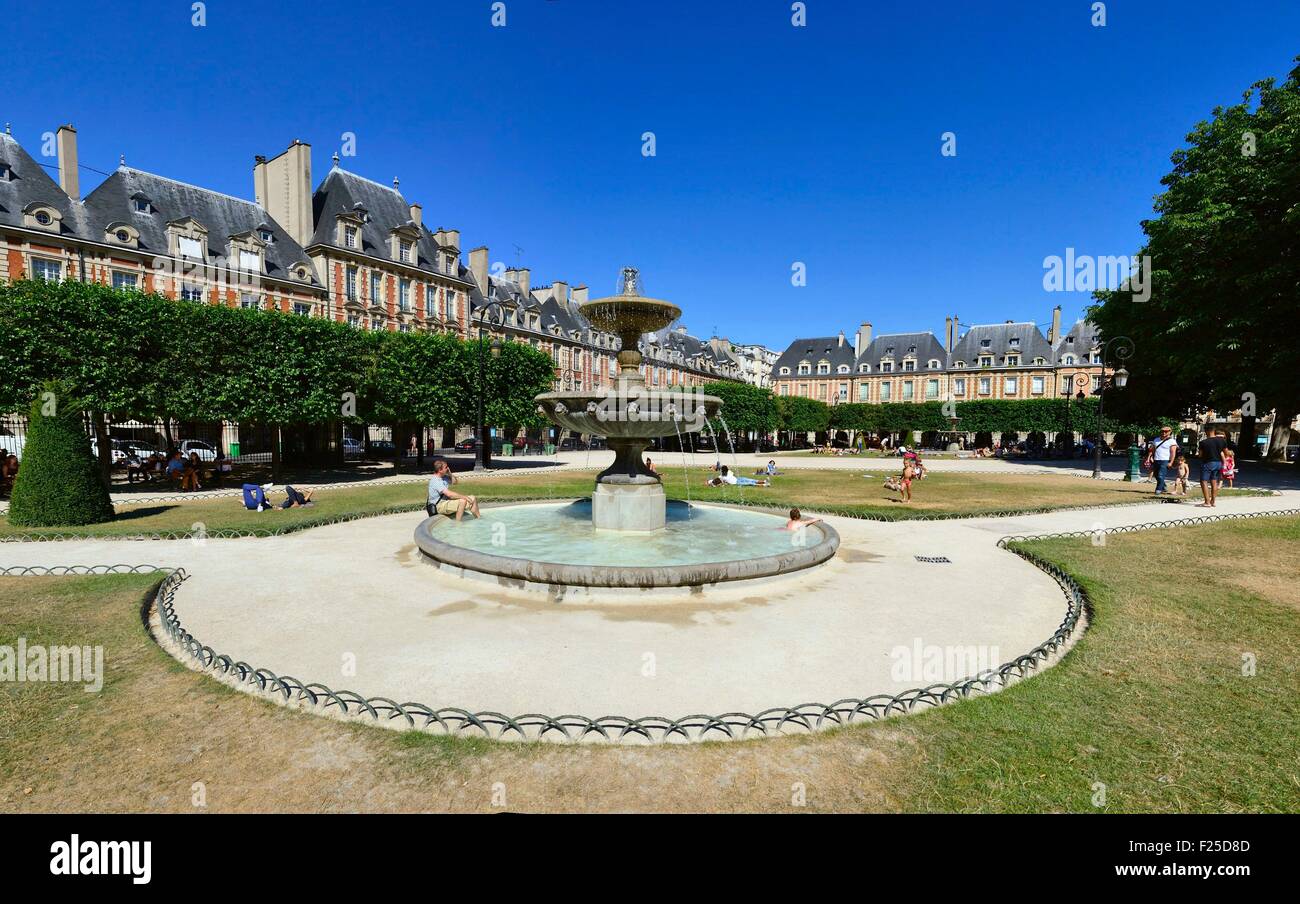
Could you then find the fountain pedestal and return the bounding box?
[592,480,666,532]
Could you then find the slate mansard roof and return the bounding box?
[773,336,862,376]
[855,331,948,373]
[1054,319,1100,364]
[82,167,322,286]
[0,131,90,235]
[309,166,468,283]
[950,321,1053,367]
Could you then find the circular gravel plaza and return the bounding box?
[6,480,1297,742]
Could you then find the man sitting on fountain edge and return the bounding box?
[427,460,481,521]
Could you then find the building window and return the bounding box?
[345,226,359,249]
[370,272,382,305]
[425,286,436,318]
[1004,377,1018,395]
[133,198,150,213]
[979,356,993,368]
[346,266,358,301]
[112,271,138,290]
[817,362,830,375]
[399,239,413,263]
[181,283,204,301]
[370,317,385,331]
[347,312,361,327]
[880,382,892,401]
[239,250,261,272]
[32,258,62,282]
[1032,376,1045,395]
[260,230,274,243]
[881,361,893,373]
[925,379,939,399]
[838,384,848,402]
[858,383,869,402]
[1006,355,1020,367]
[953,377,966,395]
[399,279,411,312]
[240,293,259,309]
[1062,354,1075,365]
[902,359,915,372]
[292,302,312,316]
[978,377,991,395]
[1092,375,1102,392]
[399,323,411,333]
[902,380,914,400]
[1009,337,1020,348]
[178,236,203,259]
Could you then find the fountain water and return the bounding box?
[414,267,839,592]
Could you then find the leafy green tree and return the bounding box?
[1090,60,1300,459]
[700,381,780,443]
[778,396,831,435]
[7,384,114,527]
[477,338,557,437]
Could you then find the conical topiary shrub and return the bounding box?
[7,385,114,527]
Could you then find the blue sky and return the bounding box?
[4,0,1298,350]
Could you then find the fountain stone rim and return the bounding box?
[413,498,840,591]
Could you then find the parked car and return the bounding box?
[342,437,364,459]
[89,438,129,464]
[369,439,397,458]
[178,439,218,462]
[454,437,479,452]
[123,440,163,459]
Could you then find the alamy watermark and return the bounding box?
[1,637,104,692]
[1043,248,1151,302]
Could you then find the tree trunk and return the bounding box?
[91,410,113,487]
[271,423,282,482]
[391,423,401,474]
[442,425,455,449]
[1267,410,1295,461]
[1238,414,1258,459]
[162,415,175,453]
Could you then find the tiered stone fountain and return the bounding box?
[414,267,838,593]
[533,267,721,532]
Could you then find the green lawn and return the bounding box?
[1,467,1259,538]
[3,515,1296,812]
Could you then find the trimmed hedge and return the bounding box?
[8,385,114,527]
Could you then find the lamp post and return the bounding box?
[1065,371,1090,456]
[473,301,505,472]
[1091,336,1133,479]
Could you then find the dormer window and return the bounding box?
[23,203,62,232]
[1062,354,1076,365]
[1009,337,1020,347]
[979,356,993,367]
[859,364,870,373]
[880,361,894,373]
[928,359,941,370]
[0,162,11,181]
[178,236,203,258]
[399,239,413,263]
[980,339,991,348]
[344,225,359,249]
[259,229,274,243]
[132,196,152,214]
[837,365,850,374]
[779,367,791,375]
[105,222,140,248]
[238,249,262,273]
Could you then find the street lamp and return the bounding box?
[1091,336,1134,479]
[1064,371,1091,455]
[473,300,505,472]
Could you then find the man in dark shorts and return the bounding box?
[1197,428,1228,507]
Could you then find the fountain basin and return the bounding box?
[414,499,839,595]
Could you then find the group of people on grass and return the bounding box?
[129,449,231,491]
[1144,426,1236,507]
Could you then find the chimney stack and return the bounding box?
[854,322,872,356]
[253,139,313,247]
[1049,304,1062,344]
[552,280,569,303]
[573,285,588,305]
[56,124,79,200]
[837,331,845,348]
[469,246,489,295]
[953,315,959,345]
[506,267,530,297]
[409,203,422,226]
[945,316,953,351]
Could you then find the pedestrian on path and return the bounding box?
[1197,428,1228,507]
[1148,426,1178,494]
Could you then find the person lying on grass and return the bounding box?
[707,465,769,488]
[241,483,313,511]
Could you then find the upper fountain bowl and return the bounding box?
[579,295,681,338]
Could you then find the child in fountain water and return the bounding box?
[782,507,820,531]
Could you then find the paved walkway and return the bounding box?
[3,489,1294,727]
